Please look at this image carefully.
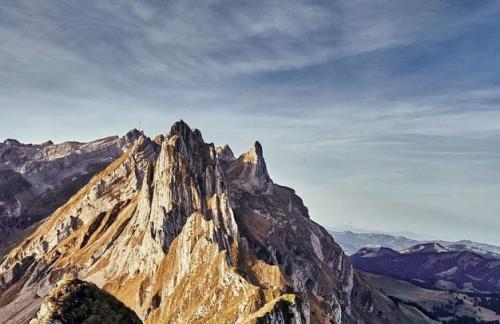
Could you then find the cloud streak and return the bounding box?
[1,0,500,244]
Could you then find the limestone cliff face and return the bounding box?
[0,121,423,323]
[0,130,142,250]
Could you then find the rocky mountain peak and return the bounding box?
[2,139,54,148]
[356,246,400,258]
[400,242,449,254]
[165,120,210,169]
[40,140,54,146]
[125,128,144,143]
[3,139,21,146]
[0,121,425,323]
[216,145,235,162]
[168,120,204,146]
[227,141,272,194]
[244,141,265,164]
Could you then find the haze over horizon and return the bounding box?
[1,1,500,245]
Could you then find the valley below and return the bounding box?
[334,231,500,323]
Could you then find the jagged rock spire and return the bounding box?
[3,139,21,146]
[227,140,272,193]
[168,120,204,147]
[245,141,270,179]
[216,145,235,162]
[125,128,144,143]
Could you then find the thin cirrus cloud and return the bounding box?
[1,0,500,244]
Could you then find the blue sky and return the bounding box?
[1,0,500,244]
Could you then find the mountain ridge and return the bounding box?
[0,129,143,249]
[331,230,500,258]
[351,244,500,294]
[0,121,429,323]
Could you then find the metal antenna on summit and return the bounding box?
[138,121,141,131]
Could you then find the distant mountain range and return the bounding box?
[350,243,500,294]
[330,230,500,258]
[329,230,500,322]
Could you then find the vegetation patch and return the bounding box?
[38,277,142,324]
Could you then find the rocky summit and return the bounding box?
[0,121,428,323]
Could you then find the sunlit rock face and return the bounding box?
[0,121,422,323]
[0,130,142,249]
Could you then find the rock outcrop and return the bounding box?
[0,121,427,323]
[30,276,142,324]
[0,130,142,251]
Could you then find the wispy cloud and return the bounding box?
[1,0,500,244]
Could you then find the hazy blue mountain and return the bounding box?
[330,230,500,258]
[351,243,500,294]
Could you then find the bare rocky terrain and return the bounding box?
[0,130,142,250]
[0,121,433,323]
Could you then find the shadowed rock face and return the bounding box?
[30,277,142,324]
[0,130,142,249]
[0,121,427,323]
